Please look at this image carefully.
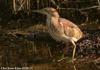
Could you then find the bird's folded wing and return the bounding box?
[59,18,83,41]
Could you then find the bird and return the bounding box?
[33,7,83,62]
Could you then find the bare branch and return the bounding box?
[79,6,99,11]
[98,0,100,5]
[58,5,99,11]
[50,0,60,9]
[13,0,16,12]
[97,0,100,9]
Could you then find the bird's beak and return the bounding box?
[32,9,46,15]
[32,10,41,13]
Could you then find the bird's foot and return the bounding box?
[71,58,77,63]
[57,57,77,63]
[57,42,65,47]
[57,57,67,62]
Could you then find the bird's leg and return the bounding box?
[57,43,70,62]
[57,42,65,47]
[48,47,53,58]
[71,40,76,62]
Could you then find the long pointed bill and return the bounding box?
[32,9,47,15]
[32,10,41,13]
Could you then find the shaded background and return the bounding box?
[0,0,100,70]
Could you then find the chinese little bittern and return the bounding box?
[33,7,83,62]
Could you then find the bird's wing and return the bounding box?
[59,18,78,28]
[59,18,83,41]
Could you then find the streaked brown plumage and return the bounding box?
[33,7,83,62]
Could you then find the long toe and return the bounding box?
[72,58,77,62]
[57,57,67,62]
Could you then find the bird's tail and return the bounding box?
[73,28,83,42]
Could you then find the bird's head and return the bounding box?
[33,7,59,17]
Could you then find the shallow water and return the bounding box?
[0,22,99,70]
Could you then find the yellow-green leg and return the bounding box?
[57,40,76,62]
[71,40,76,62]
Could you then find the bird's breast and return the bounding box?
[46,18,64,41]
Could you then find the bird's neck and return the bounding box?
[46,16,59,27]
[47,12,60,18]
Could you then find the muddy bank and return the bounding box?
[0,24,99,70]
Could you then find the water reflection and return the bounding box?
[30,30,100,70]
[0,29,99,70]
